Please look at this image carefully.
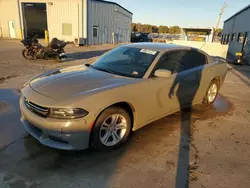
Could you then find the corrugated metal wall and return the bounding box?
[223,8,250,55]
[46,0,80,41]
[20,0,83,41]
[0,0,132,44]
[0,0,22,39]
[0,0,85,41]
[88,0,132,45]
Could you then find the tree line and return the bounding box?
[131,23,181,34]
[131,23,223,36]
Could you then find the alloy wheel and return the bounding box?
[99,114,127,146]
[207,83,218,103]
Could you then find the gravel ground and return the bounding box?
[0,39,250,188]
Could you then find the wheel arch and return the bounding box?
[212,76,221,88]
[107,102,135,127]
[89,101,136,145]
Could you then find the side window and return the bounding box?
[93,26,99,37]
[181,50,207,71]
[155,51,183,74]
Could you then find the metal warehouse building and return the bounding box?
[0,0,132,45]
[222,4,250,57]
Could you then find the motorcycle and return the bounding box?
[21,36,68,61]
[21,35,40,60]
[234,51,243,65]
[43,38,68,61]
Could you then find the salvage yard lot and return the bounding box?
[0,39,250,188]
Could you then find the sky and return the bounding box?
[112,0,250,28]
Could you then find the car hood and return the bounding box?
[28,65,134,100]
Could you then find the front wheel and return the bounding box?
[202,80,219,107]
[22,49,34,60]
[91,107,132,151]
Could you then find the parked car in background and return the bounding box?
[131,32,152,42]
[20,43,228,151]
[148,33,182,40]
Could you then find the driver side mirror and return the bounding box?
[154,69,172,78]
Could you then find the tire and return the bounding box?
[56,55,61,62]
[22,49,35,60]
[202,79,219,107]
[22,49,30,59]
[43,53,49,60]
[91,106,132,151]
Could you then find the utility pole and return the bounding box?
[215,2,228,31]
[213,2,227,42]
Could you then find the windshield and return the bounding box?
[91,46,159,78]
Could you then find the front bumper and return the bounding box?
[20,96,93,150]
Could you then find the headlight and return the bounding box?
[49,108,89,119]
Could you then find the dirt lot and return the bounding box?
[0,39,117,89]
[0,39,250,188]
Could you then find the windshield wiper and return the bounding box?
[91,66,119,75]
[97,68,118,75]
[89,65,134,78]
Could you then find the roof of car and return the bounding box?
[124,43,191,52]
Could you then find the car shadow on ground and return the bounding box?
[0,89,27,150]
[0,92,233,188]
[0,111,181,188]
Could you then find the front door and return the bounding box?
[147,75,178,119]
[148,50,203,118]
[8,21,16,38]
[147,50,188,119]
[173,68,199,107]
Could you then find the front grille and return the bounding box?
[24,97,49,118]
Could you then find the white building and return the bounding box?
[182,28,214,42]
[0,0,133,45]
[222,4,250,56]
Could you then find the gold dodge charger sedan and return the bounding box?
[20,43,228,150]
